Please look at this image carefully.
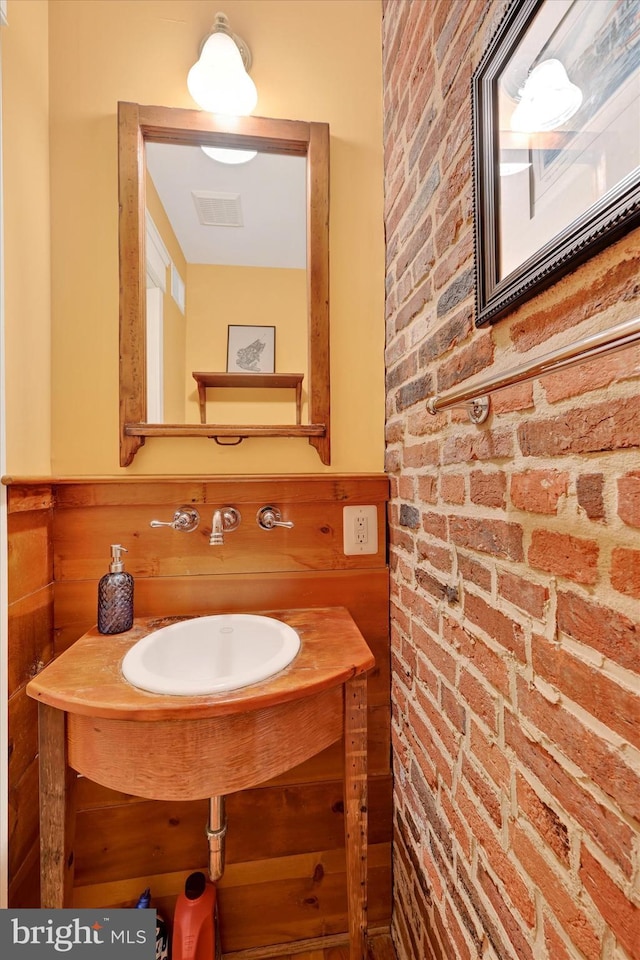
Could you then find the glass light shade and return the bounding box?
[201,145,258,165]
[511,59,582,133]
[187,31,258,116]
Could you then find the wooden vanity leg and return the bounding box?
[344,675,368,960]
[38,704,76,907]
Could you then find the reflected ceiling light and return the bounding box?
[510,59,582,133]
[201,144,257,164]
[187,11,258,116]
[499,161,531,176]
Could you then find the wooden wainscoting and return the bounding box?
[7,474,391,953]
[6,483,55,907]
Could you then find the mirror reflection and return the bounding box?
[144,144,308,424]
[118,103,330,466]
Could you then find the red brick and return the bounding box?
[404,704,440,793]
[515,772,569,865]
[532,634,639,749]
[518,396,640,456]
[449,515,524,560]
[457,554,492,591]
[611,546,640,599]
[470,721,509,790]
[437,330,493,391]
[458,669,499,733]
[413,624,457,687]
[515,678,640,821]
[510,823,601,960]
[469,470,506,508]
[442,616,510,699]
[544,916,575,960]
[465,592,526,661]
[456,781,535,927]
[509,256,640,353]
[413,676,460,769]
[498,570,548,619]
[504,709,634,877]
[422,511,448,540]
[477,864,535,960]
[617,471,640,527]
[444,900,473,960]
[434,146,472,220]
[579,845,640,958]
[441,427,514,464]
[433,230,474,291]
[543,345,640,403]
[528,529,598,584]
[441,683,466,734]
[417,474,438,503]
[440,787,471,862]
[491,380,534,413]
[510,469,568,514]
[576,473,605,520]
[417,539,452,573]
[557,590,639,673]
[403,438,440,468]
[397,475,416,501]
[461,755,501,827]
[440,473,465,504]
[435,200,463,258]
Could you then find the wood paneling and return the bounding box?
[8,585,54,695]
[219,928,396,959]
[7,475,391,952]
[6,486,54,907]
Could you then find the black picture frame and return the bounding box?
[472,0,640,326]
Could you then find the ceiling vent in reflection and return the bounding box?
[192,190,243,227]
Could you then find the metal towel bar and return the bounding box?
[426,315,640,423]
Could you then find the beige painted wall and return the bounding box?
[185,264,307,424]
[146,173,188,424]
[2,0,51,475]
[39,0,384,475]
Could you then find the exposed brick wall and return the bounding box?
[382,2,640,959]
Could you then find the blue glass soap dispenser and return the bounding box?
[97,544,134,634]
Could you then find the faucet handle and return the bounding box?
[257,506,295,530]
[150,506,200,532]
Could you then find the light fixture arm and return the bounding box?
[200,11,253,71]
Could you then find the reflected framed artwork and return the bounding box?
[227,325,276,373]
[472,0,640,326]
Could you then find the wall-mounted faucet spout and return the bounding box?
[210,510,224,546]
[209,506,241,546]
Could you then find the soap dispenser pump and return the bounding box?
[98,544,134,634]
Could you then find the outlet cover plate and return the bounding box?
[343,505,378,555]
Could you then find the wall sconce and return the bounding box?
[187,12,258,164]
[187,12,258,117]
[510,58,582,133]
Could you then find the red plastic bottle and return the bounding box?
[172,871,219,960]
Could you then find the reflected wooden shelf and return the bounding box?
[192,371,304,425]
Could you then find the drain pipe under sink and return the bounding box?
[206,796,227,882]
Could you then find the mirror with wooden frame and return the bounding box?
[118,102,330,466]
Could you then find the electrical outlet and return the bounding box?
[343,505,378,555]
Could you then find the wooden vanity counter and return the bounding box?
[27,606,374,720]
[27,606,374,959]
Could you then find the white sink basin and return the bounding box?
[121,614,301,696]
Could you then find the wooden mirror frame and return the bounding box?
[118,102,330,466]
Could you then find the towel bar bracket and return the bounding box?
[427,395,490,424]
